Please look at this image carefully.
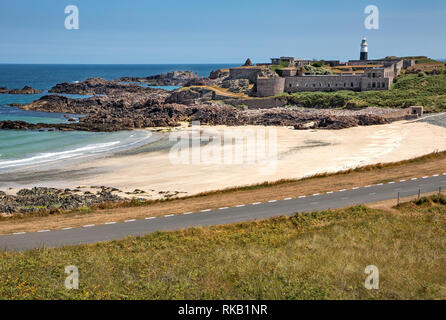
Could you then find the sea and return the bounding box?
[0,64,237,171]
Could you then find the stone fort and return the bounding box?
[229,38,416,97]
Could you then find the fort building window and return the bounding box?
[351,82,354,87]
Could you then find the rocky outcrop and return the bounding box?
[0,86,42,94]
[7,93,394,132]
[183,78,214,87]
[165,87,215,105]
[0,187,122,214]
[209,69,230,80]
[49,78,158,95]
[119,71,199,87]
[222,79,250,93]
[6,77,396,133]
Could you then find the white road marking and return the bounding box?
[236,205,246,208]
[422,176,429,179]
[268,200,277,203]
[284,198,292,200]
[105,222,117,225]
[183,212,192,215]
[145,217,155,220]
[164,214,174,217]
[13,232,26,235]
[252,202,262,205]
[364,185,371,188]
[411,178,418,181]
[312,193,320,196]
[61,227,73,230]
[400,180,406,182]
[352,187,359,190]
[339,189,347,192]
[37,230,50,233]
[83,225,95,228]
[433,174,439,177]
[377,183,384,186]
[298,196,306,199]
[219,207,229,210]
[125,219,136,223]
[388,182,395,184]
[326,191,334,194]
[200,209,211,212]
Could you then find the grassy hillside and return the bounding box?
[280,72,446,112]
[0,197,445,300]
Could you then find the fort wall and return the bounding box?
[256,78,285,97]
[229,67,266,83]
[284,75,363,92]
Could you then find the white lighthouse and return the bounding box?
[360,37,368,61]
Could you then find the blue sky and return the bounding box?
[1,0,445,64]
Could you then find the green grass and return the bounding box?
[1,198,445,300]
[279,72,446,112]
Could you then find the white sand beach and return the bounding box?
[50,119,446,198]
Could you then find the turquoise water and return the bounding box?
[149,85,181,91]
[0,129,155,170]
[0,105,80,124]
[0,64,236,172]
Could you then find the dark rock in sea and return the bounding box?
[49,78,161,95]
[118,71,198,87]
[0,86,42,94]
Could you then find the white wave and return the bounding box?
[0,141,121,169]
[0,131,155,170]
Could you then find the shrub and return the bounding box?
[414,197,429,206]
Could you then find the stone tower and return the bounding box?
[360,37,368,61]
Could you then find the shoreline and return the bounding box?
[2,118,446,200]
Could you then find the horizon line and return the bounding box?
[1,58,445,65]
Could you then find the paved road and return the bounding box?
[1,173,445,251]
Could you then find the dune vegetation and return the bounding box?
[0,196,445,300]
